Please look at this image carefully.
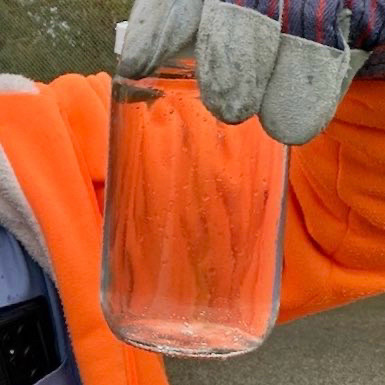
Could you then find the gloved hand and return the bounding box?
[119,0,283,127]
[119,0,382,145]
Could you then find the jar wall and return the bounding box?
[101,59,288,358]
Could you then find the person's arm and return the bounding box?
[0,73,169,385]
[120,0,384,145]
[281,79,385,322]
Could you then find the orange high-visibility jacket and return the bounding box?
[0,72,384,385]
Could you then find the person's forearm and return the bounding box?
[347,0,385,50]
[224,0,385,50]
[224,0,385,79]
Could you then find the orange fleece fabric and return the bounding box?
[280,80,385,322]
[0,73,168,385]
[1,73,385,384]
[106,77,286,341]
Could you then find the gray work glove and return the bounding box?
[118,0,370,145]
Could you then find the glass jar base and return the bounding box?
[111,319,263,358]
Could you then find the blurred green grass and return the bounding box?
[0,0,133,82]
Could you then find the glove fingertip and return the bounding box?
[201,93,256,125]
[260,114,321,145]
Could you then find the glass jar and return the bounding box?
[101,43,288,358]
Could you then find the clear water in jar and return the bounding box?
[101,61,287,358]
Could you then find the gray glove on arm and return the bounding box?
[118,0,370,145]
